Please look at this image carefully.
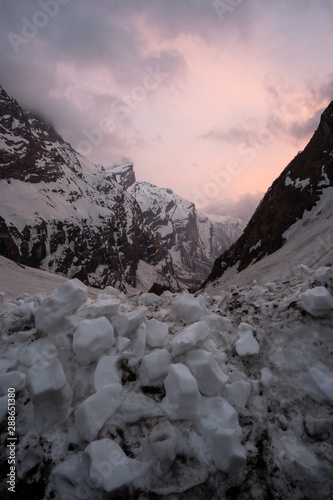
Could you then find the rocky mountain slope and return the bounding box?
[0,86,178,292]
[202,100,333,289]
[112,163,245,286]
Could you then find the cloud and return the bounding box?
[1,0,333,211]
[201,121,262,144]
[200,192,264,221]
[201,72,333,151]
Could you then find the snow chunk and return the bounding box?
[235,329,259,356]
[300,366,333,403]
[75,383,122,441]
[0,370,26,396]
[26,358,72,431]
[140,349,172,386]
[162,363,201,420]
[115,392,163,424]
[19,338,58,368]
[185,349,228,396]
[171,294,206,324]
[301,286,333,317]
[113,306,147,337]
[260,367,278,388]
[224,380,251,408]
[171,321,210,357]
[313,266,333,284]
[81,438,146,493]
[146,318,169,348]
[277,434,322,479]
[212,426,246,473]
[131,322,146,359]
[3,301,34,332]
[117,336,131,352]
[51,454,83,500]
[149,422,178,471]
[78,297,120,320]
[198,396,242,438]
[103,285,121,297]
[35,279,87,334]
[73,317,115,365]
[93,355,121,391]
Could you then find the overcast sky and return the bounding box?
[1,0,333,219]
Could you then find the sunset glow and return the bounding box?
[1,0,333,218]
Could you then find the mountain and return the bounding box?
[0,86,178,292]
[0,85,244,291]
[202,100,333,289]
[112,163,246,287]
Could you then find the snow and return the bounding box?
[148,421,178,471]
[184,348,228,396]
[80,438,146,493]
[162,363,201,420]
[25,358,73,432]
[171,293,206,324]
[74,383,122,441]
[224,380,251,408]
[212,426,247,473]
[0,370,25,395]
[145,318,169,348]
[73,317,115,365]
[140,349,171,386]
[171,321,210,357]
[35,278,87,335]
[93,355,121,390]
[300,286,333,317]
[0,257,333,498]
[235,328,260,356]
[285,176,311,189]
[113,306,147,337]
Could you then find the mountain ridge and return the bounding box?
[0,85,244,291]
[111,162,246,286]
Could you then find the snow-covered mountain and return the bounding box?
[0,86,244,291]
[202,100,333,289]
[112,163,245,287]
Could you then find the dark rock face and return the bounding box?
[0,87,71,183]
[202,101,333,287]
[0,86,179,291]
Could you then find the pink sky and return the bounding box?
[1,0,333,219]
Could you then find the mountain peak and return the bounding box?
[107,162,136,188]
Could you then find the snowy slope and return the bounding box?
[204,185,333,295]
[0,256,332,498]
[114,169,246,287]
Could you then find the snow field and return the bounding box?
[0,266,333,498]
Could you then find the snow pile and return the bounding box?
[0,266,333,498]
